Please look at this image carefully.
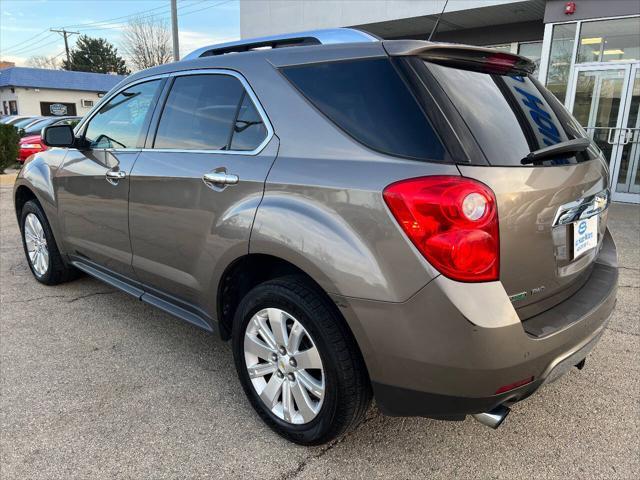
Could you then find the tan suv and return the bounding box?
[14,29,618,445]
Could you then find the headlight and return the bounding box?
[20,143,42,149]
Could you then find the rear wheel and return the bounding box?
[20,200,77,285]
[232,276,371,445]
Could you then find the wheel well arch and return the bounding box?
[14,185,39,220]
[217,254,317,339]
[216,254,364,358]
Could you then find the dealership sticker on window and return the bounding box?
[573,216,598,259]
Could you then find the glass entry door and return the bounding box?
[614,66,640,199]
[567,64,639,203]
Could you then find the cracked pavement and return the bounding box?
[1,183,639,479]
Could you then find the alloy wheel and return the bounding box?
[24,213,49,277]
[244,308,325,424]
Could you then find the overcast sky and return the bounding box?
[0,0,240,67]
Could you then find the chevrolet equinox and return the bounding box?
[14,29,618,445]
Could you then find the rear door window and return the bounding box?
[154,74,268,151]
[424,62,592,166]
[230,92,268,151]
[281,58,446,162]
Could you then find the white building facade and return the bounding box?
[0,86,103,117]
[0,67,125,118]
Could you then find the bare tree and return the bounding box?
[27,55,61,69]
[121,16,172,71]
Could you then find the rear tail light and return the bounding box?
[383,176,499,282]
[20,143,43,150]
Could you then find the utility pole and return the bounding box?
[170,0,180,61]
[50,28,79,67]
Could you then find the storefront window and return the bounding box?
[546,23,577,103]
[577,17,640,63]
[518,41,543,76]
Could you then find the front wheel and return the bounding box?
[232,276,371,445]
[20,200,77,285]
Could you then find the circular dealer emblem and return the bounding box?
[578,221,587,235]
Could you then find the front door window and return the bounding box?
[84,80,162,149]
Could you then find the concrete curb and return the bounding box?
[0,174,17,186]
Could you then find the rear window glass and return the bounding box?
[281,58,446,162]
[426,62,592,166]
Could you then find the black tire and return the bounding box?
[19,200,78,285]
[232,275,371,445]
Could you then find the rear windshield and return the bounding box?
[424,62,593,166]
[281,58,447,162]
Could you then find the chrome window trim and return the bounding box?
[76,69,274,157]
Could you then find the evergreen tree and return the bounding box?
[62,35,129,75]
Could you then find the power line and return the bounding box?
[0,29,51,53]
[2,33,55,55]
[0,2,191,55]
[180,0,234,17]
[60,3,173,28]
[62,0,208,30]
[40,0,234,38]
[1,32,57,56]
[69,0,215,33]
[1,0,236,59]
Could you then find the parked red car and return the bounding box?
[18,135,46,163]
[17,116,81,163]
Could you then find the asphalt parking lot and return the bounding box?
[0,182,638,480]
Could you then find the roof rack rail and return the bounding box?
[183,28,380,60]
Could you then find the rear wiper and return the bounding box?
[521,138,591,165]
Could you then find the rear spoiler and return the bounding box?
[383,40,536,75]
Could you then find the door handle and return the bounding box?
[105,169,126,185]
[202,172,239,186]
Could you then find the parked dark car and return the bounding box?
[20,116,80,137]
[13,29,617,445]
[9,117,40,129]
[0,115,36,125]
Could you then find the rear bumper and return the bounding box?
[334,229,618,418]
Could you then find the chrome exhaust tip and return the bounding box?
[471,405,511,429]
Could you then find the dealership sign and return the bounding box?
[49,103,68,115]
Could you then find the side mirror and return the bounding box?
[42,124,75,148]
